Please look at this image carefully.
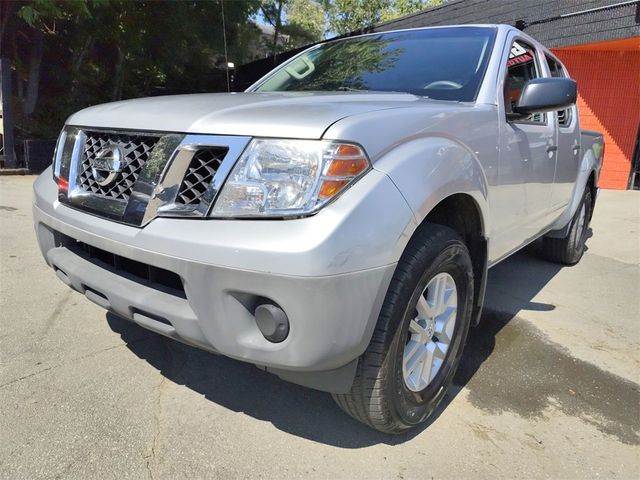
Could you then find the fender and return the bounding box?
[373,135,490,326]
[547,138,602,237]
[372,135,490,238]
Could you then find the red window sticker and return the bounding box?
[507,44,534,67]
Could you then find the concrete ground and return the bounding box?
[1,175,638,479]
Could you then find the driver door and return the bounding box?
[499,39,557,246]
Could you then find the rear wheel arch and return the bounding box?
[542,187,592,265]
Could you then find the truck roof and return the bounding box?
[330,23,517,40]
[327,24,558,68]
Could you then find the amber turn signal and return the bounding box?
[326,158,369,177]
[318,179,350,200]
[335,144,364,157]
[318,143,370,201]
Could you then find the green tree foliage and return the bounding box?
[326,0,441,34]
[0,0,440,141]
[285,0,325,45]
[259,0,325,55]
[325,0,388,35]
[2,0,261,138]
[259,0,287,55]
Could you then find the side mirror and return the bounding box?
[510,77,577,118]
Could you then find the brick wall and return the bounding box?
[553,48,640,189]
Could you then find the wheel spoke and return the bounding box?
[403,340,424,374]
[420,343,436,385]
[445,284,456,307]
[434,341,447,360]
[404,339,421,363]
[433,275,448,315]
[416,295,435,319]
[409,319,425,335]
[435,306,456,344]
[402,272,459,392]
[430,358,444,382]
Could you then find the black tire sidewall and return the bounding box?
[568,189,592,263]
[387,235,474,428]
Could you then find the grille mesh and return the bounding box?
[175,147,228,206]
[78,131,160,200]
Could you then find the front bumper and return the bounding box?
[33,168,414,392]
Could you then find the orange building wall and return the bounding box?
[552,48,640,189]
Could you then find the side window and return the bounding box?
[504,40,545,123]
[545,55,572,127]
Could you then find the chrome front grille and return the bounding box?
[78,131,161,200]
[56,128,250,227]
[175,147,228,206]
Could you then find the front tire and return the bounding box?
[333,224,474,434]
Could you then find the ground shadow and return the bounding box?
[106,234,638,448]
[453,235,582,389]
[107,312,429,448]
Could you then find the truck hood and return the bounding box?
[66,92,427,139]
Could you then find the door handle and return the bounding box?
[546,145,558,153]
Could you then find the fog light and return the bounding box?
[255,303,289,343]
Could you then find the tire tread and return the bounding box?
[333,224,464,433]
[543,190,592,266]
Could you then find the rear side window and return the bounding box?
[546,55,572,127]
[504,40,545,123]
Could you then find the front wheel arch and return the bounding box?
[409,193,488,326]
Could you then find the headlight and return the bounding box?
[211,139,370,217]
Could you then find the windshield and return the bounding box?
[253,27,496,102]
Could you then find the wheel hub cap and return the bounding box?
[424,318,435,339]
[402,272,458,392]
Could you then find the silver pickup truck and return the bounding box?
[33,25,603,433]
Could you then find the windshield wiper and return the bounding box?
[337,86,369,92]
[336,87,427,98]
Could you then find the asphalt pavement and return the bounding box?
[1,175,638,479]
